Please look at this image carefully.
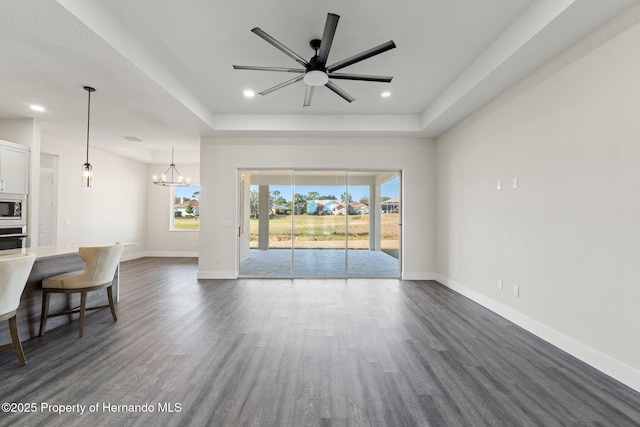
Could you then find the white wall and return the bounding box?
[199,137,436,279]
[40,133,147,259]
[145,163,200,256]
[435,6,640,391]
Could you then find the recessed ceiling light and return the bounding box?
[381,91,391,98]
[243,90,255,98]
[30,105,45,112]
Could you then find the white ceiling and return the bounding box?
[0,0,636,163]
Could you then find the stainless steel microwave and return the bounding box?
[0,194,26,226]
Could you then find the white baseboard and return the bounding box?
[402,271,436,280]
[142,251,199,258]
[120,252,145,262]
[197,270,237,279]
[435,274,640,393]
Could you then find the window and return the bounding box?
[171,185,200,231]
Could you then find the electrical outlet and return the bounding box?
[497,280,503,290]
[513,285,519,297]
[512,177,519,188]
[497,180,502,190]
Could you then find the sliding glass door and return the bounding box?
[238,169,401,278]
[238,170,292,277]
[293,170,347,276]
[346,171,400,276]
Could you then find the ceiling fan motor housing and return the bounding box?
[304,39,329,86]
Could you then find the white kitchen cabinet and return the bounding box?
[0,140,30,194]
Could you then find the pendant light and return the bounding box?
[153,147,190,187]
[81,86,95,187]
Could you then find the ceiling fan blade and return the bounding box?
[327,40,396,73]
[325,80,355,103]
[303,86,315,107]
[251,27,310,67]
[233,65,305,73]
[317,13,339,67]
[259,75,304,96]
[328,72,393,83]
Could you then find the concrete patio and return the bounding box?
[239,248,400,277]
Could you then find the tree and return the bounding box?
[341,192,352,203]
[306,191,320,201]
[293,193,307,214]
[359,196,369,206]
[249,189,259,218]
[270,190,287,207]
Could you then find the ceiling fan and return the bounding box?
[233,13,396,107]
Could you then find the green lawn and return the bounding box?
[174,217,199,230]
[173,213,399,249]
[249,213,400,249]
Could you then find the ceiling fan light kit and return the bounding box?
[233,13,395,107]
[303,70,329,86]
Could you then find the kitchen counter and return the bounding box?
[2,242,129,260]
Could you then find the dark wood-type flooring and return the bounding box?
[1,257,639,426]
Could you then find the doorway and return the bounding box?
[38,153,59,247]
[238,169,401,277]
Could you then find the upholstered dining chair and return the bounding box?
[0,253,36,366]
[39,243,124,338]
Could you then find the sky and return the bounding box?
[255,176,399,202]
[173,177,399,202]
[174,185,200,199]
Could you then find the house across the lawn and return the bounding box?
[175,199,200,217]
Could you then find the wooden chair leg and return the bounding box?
[39,291,51,336]
[8,316,26,366]
[107,285,117,322]
[79,291,87,338]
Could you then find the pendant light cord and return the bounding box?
[84,86,95,164]
[86,90,90,163]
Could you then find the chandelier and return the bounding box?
[153,147,190,187]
